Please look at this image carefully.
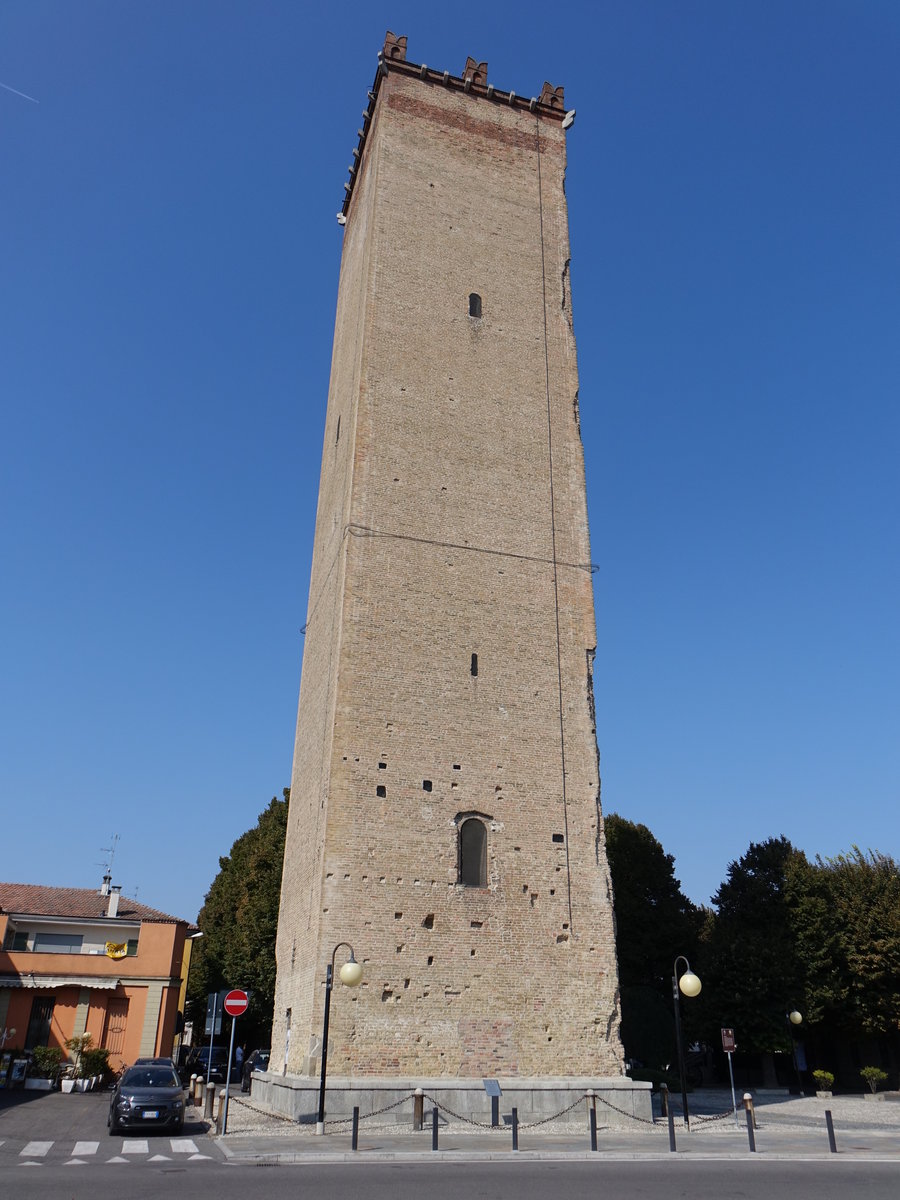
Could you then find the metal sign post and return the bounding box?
[204,992,220,1088]
[721,1028,739,1126]
[220,990,249,1136]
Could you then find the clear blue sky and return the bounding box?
[2,2,898,923]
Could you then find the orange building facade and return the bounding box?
[0,881,195,1073]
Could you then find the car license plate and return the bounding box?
[142,1110,159,1119]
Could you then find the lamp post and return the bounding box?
[787,1009,803,1094]
[672,955,702,1128]
[316,942,363,1134]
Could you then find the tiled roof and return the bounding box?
[0,882,191,925]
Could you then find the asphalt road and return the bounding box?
[6,1161,900,1199]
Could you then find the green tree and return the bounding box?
[700,836,807,1056]
[605,814,703,1067]
[188,790,288,1048]
[790,847,900,1037]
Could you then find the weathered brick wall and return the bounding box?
[273,61,622,1078]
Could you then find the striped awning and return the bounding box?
[0,975,120,990]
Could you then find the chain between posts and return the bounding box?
[236,1087,718,1134]
[325,1092,415,1128]
[689,1106,739,1126]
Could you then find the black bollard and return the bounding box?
[432,1105,439,1151]
[744,1104,756,1152]
[667,1098,676,1152]
[659,1083,668,1117]
[589,1106,598,1152]
[825,1109,837,1154]
[351,1106,359,1151]
[511,1106,519,1151]
[491,1094,499,1128]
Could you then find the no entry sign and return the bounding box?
[223,989,249,1017]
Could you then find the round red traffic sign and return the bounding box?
[223,989,249,1017]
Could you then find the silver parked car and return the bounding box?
[108,1064,185,1135]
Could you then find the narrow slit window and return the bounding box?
[459,818,487,887]
[468,292,482,318]
[470,653,478,677]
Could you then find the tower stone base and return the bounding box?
[250,1074,652,1128]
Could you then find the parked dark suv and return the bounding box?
[182,1045,238,1085]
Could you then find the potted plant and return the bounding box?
[64,1033,92,1090]
[860,1066,888,1099]
[80,1046,111,1089]
[26,1045,64,1090]
[812,1069,834,1098]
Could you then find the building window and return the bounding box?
[468,292,482,318]
[25,996,55,1050]
[126,938,139,957]
[459,818,487,887]
[33,932,83,954]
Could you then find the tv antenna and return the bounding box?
[98,833,121,876]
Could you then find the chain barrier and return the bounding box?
[226,1094,296,1123]
[593,1092,664,1128]
[422,1093,498,1129]
[296,1087,683,1136]
[325,1091,416,1129]
[689,1106,737,1126]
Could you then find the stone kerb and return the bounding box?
[250,1073,652,1128]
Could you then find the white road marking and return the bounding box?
[188,1153,213,1160]
[148,1154,172,1161]
[122,1139,149,1154]
[19,1162,42,1167]
[106,1155,129,1163]
[21,1141,52,1157]
[73,1141,99,1156]
[65,1159,87,1165]
[171,1138,199,1154]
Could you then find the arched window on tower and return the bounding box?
[468,292,482,319]
[458,818,487,887]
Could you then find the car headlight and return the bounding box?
[173,1098,184,1109]
[116,1098,132,1112]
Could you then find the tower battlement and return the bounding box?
[341,32,568,218]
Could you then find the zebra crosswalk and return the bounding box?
[9,1136,217,1165]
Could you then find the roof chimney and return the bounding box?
[100,873,112,896]
[107,885,121,918]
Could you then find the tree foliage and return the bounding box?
[788,847,900,1036]
[188,790,288,1047]
[699,836,808,1053]
[698,838,900,1057]
[605,814,703,1065]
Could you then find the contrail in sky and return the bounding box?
[0,80,39,104]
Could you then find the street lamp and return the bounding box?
[787,1010,803,1093]
[316,942,363,1134]
[672,955,702,1128]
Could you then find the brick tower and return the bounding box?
[272,33,622,1082]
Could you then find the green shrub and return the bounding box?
[80,1047,111,1081]
[812,1070,834,1091]
[30,1045,64,1079]
[860,1066,888,1093]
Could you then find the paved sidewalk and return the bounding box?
[214,1089,900,1164]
